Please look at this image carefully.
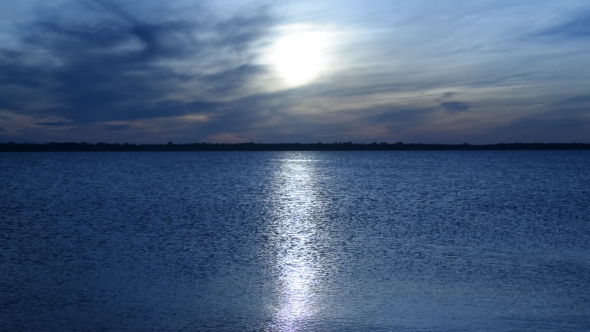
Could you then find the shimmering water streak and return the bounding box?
[272,157,322,331]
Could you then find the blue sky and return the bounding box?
[1,0,589,143]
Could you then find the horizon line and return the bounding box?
[2,141,590,152]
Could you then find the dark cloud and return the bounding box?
[371,107,434,124]
[203,65,267,95]
[0,100,21,111]
[146,78,438,142]
[536,12,590,39]
[0,0,272,124]
[104,124,133,131]
[180,77,445,142]
[556,95,590,106]
[440,102,470,113]
[34,122,71,127]
[487,116,590,143]
[441,92,455,98]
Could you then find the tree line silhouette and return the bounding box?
[1,142,589,152]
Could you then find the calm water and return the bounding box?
[1,151,589,331]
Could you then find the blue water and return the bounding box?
[1,151,589,331]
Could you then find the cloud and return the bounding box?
[0,100,21,111]
[202,64,267,95]
[555,95,590,106]
[0,0,272,124]
[538,12,590,39]
[34,121,71,127]
[1,0,590,143]
[440,102,470,113]
[104,124,133,131]
[486,116,590,143]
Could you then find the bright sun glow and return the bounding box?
[271,32,327,86]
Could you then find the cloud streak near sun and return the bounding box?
[0,0,589,143]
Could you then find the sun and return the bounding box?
[270,32,327,86]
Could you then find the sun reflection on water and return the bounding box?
[270,154,325,331]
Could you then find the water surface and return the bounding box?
[1,151,589,331]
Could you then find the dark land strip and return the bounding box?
[1,142,590,152]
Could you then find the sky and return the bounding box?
[0,0,589,144]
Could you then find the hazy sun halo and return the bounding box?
[271,32,327,86]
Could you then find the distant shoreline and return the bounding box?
[1,142,589,152]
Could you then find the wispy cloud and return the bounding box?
[537,12,590,39]
[440,102,470,113]
[33,121,71,127]
[0,0,589,143]
[0,0,271,124]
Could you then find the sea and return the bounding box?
[1,151,589,331]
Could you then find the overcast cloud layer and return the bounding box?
[1,0,589,143]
